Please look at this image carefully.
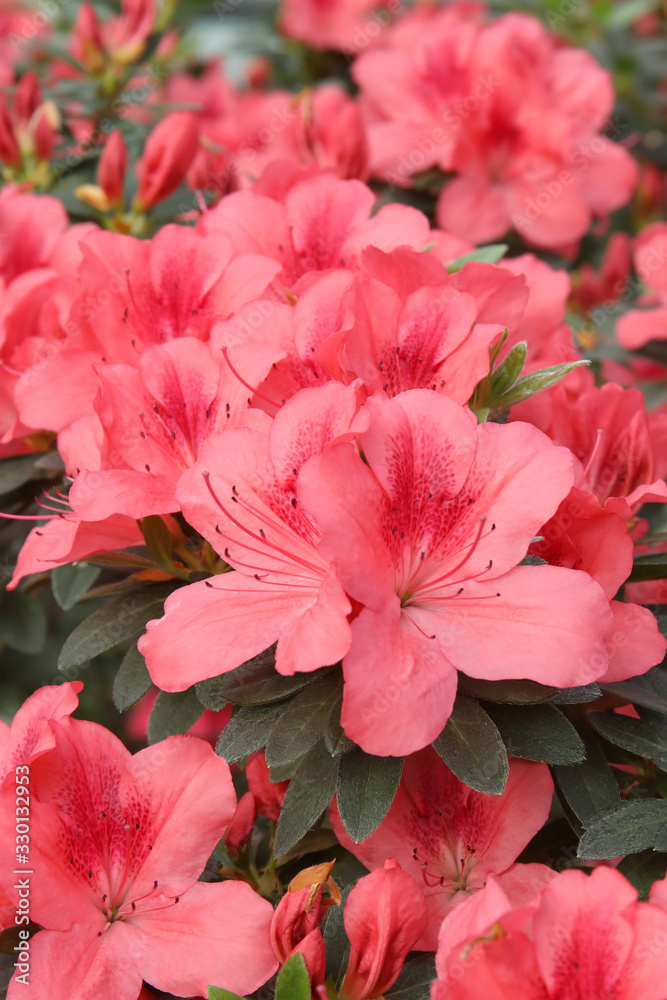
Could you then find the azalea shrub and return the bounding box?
[0,0,667,998]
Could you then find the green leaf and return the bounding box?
[58,585,174,670]
[617,850,667,901]
[0,455,46,495]
[323,688,355,757]
[219,648,327,706]
[602,667,667,713]
[337,749,403,843]
[216,702,286,763]
[147,688,204,744]
[113,645,152,712]
[552,735,620,825]
[275,952,310,1000]
[490,341,527,398]
[486,704,585,764]
[446,244,509,272]
[432,695,508,794]
[578,800,667,859]
[493,360,589,410]
[588,711,667,769]
[274,741,340,858]
[265,671,343,768]
[603,0,659,28]
[52,562,101,610]
[207,988,246,1000]
[549,684,601,705]
[627,561,667,583]
[458,674,557,704]
[195,675,229,711]
[322,885,352,987]
[270,752,310,783]
[0,590,47,653]
[388,954,437,999]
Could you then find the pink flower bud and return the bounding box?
[135,112,200,210]
[98,130,128,207]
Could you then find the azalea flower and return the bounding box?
[0,681,82,784]
[0,715,277,1000]
[616,222,667,349]
[139,381,363,689]
[331,749,555,949]
[433,867,667,999]
[298,389,614,755]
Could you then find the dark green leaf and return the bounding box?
[552,735,620,824]
[458,674,557,704]
[549,684,601,705]
[486,704,585,764]
[588,711,667,768]
[432,695,508,794]
[52,562,101,610]
[446,244,508,272]
[0,590,47,653]
[270,752,310,783]
[275,951,310,1000]
[216,702,286,763]
[322,885,352,987]
[207,988,246,1000]
[578,800,667,859]
[58,586,174,670]
[337,749,403,843]
[0,455,45,495]
[626,561,667,583]
[617,850,667,901]
[494,361,589,409]
[388,954,437,999]
[195,676,229,711]
[274,742,340,858]
[113,645,152,712]
[147,688,204,744]
[265,672,343,768]
[220,648,328,706]
[323,688,355,757]
[490,341,527,397]
[602,667,667,713]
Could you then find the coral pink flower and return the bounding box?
[0,717,277,1000]
[278,0,394,53]
[139,382,363,689]
[512,381,667,514]
[433,867,667,1000]
[354,10,637,249]
[66,335,279,521]
[13,224,279,439]
[335,859,427,1000]
[0,682,82,784]
[616,222,667,349]
[331,749,555,950]
[527,486,666,683]
[498,254,581,371]
[298,389,614,755]
[200,167,431,296]
[337,247,525,404]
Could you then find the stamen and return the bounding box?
[221,348,283,411]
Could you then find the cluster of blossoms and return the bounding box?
[0,0,667,997]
